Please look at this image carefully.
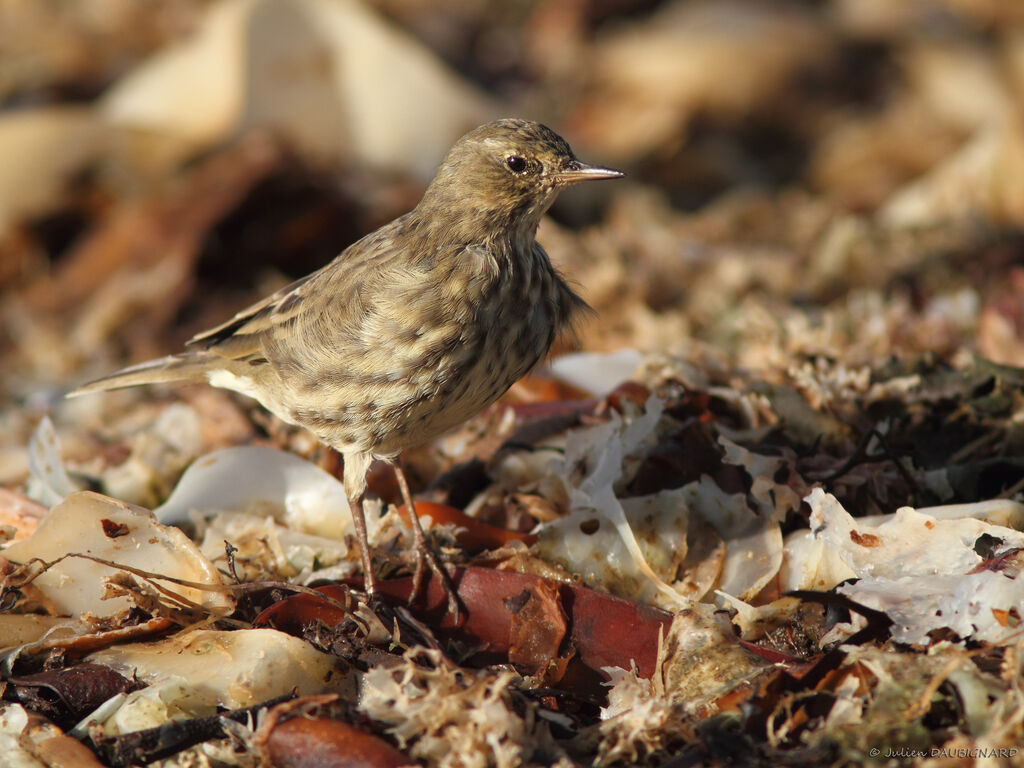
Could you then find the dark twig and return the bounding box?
[95,692,297,766]
[813,428,920,501]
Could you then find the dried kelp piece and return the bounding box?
[505,578,570,683]
[681,478,783,604]
[484,386,786,608]
[266,714,412,768]
[404,502,537,553]
[892,356,1024,405]
[5,663,135,730]
[718,436,807,522]
[749,383,852,450]
[95,692,297,767]
[540,474,783,609]
[256,567,672,697]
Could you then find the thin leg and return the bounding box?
[341,452,376,600]
[349,493,376,598]
[392,461,461,621]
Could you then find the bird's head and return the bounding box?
[420,119,623,240]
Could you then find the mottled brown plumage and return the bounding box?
[71,118,623,608]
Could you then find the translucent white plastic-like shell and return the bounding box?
[549,349,644,396]
[86,628,345,713]
[2,491,232,619]
[784,488,1024,645]
[101,0,493,179]
[154,444,352,540]
[534,396,783,609]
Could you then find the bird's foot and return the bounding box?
[408,536,461,624]
[391,460,468,622]
[391,461,463,623]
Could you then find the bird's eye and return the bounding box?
[505,155,528,173]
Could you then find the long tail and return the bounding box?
[68,353,215,397]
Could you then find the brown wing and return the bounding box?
[184,212,441,368]
[186,271,319,359]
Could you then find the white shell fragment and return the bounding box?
[25,416,77,508]
[783,488,1024,645]
[0,616,79,654]
[0,107,105,239]
[549,349,644,397]
[2,491,231,618]
[87,628,347,712]
[537,397,689,605]
[154,444,352,540]
[533,398,784,608]
[99,403,203,509]
[682,477,782,603]
[538,488,690,604]
[103,0,494,178]
[867,498,1024,529]
[839,571,1022,646]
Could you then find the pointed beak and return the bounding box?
[551,160,625,185]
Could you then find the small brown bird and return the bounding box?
[71,118,623,610]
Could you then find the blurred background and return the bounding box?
[3,0,1024,489]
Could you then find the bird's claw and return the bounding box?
[392,462,463,624]
[408,538,462,625]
